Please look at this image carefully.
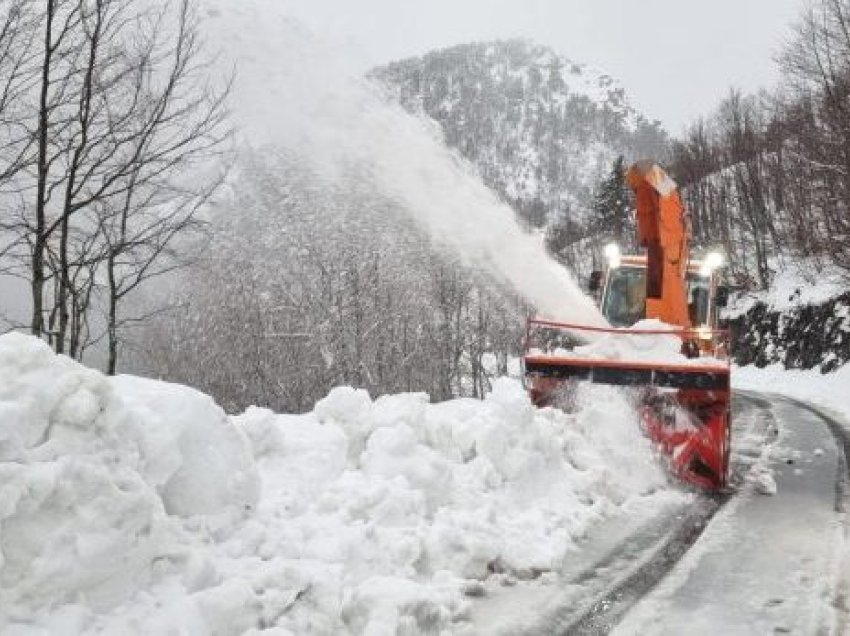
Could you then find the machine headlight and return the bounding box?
[700,251,724,277]
[705,251,724,269]
[604,243,621,269]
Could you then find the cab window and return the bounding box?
[602,267,646,327]
[686,274,710,326]
[602,267,712,327]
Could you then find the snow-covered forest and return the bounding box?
[671,1,850,290]
[141,150,525,412]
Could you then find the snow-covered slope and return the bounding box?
[723,263,850,372]
[0,333,680,633]
[372,40,668,229]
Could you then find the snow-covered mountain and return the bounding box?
[372,40,668,228]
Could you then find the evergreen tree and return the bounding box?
[590,156,635,250]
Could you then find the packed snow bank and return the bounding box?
[0,333,258,616]
[725,261,848,319]
[111,375,259,518]
[0,334,678,634]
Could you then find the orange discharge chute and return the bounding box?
[626,161,691,328]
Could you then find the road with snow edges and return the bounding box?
[4,329,847,634]
[472,392,850,635]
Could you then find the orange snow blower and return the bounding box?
[523,161,731,490]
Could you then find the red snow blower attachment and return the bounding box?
[524,320,731,490]
[523,162,732,491]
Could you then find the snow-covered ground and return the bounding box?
[0,333,681,634]
[724,260,848,320]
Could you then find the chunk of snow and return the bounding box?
[0,333,257,617]
[113,375,259,518]
[751,469,778,496]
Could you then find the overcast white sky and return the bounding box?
[280,0,805,135]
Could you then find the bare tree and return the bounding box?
[668,0,850,287]
[135,150,526,412]
[780,0,850,269]
[0,1,38,187]
[0,1,39,283]
[0,0,229,366]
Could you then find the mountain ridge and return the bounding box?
[371,39,669,230]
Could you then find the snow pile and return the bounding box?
[748,466,778,496]
[0,334,678,634]
[0,333,258,618]
[571,320,684,363]
[536,319,728,367]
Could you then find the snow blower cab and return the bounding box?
[596,250,728,352]
[523,161,732,491]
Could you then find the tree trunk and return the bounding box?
[107,253,118,375]
[31,0,55,338]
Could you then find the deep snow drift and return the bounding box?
[0,333,677,634]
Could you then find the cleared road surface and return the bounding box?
[471,392,850,635]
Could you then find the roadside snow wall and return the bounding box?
[0,333,676,634]
[726,292,850,372]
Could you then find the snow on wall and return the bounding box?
[0,333,678,633]
[726,292,850,372]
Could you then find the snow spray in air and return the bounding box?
[204,0,607,326]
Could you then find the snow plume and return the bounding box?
[201,0,607,327]
[0,333,678,633]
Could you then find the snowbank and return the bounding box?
[734,363,850,419]
[0,333,258,618]
[0,334,676,634]
[725,261,848,319]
